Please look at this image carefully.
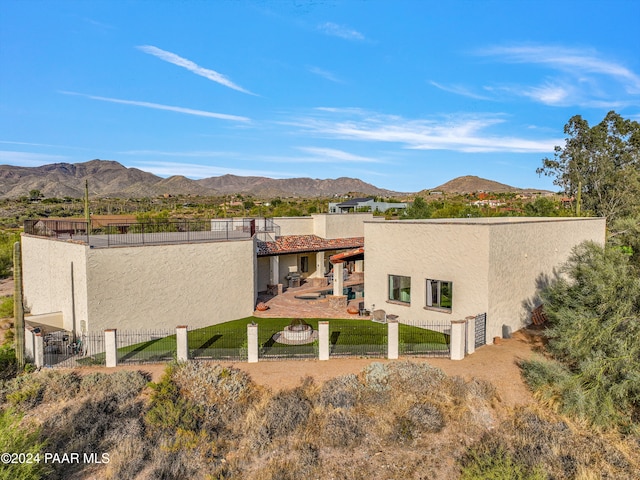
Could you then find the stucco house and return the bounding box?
[20,214,605,344]
[328,198,407,214]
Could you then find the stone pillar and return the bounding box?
[387,319,399,360]
[105,329,117,367]
[318,321,329,360]
[34,332,44,368]
[315,251,325,277]
[24,327,35,363]
[247,323,259,363]
[269,256,280,286]
[333,261,344,296]
[449,320,466,361]
[176,325,189,362]
[465,316,476,355]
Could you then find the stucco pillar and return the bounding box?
[318,321,329,360]
[24,327,35,363]
[387,319,399,360]
[247,323,258,363]
[333,261,344,296]
[269,256,279,285]
[449,320,466,361]
[105,329,117,368]
[34,332,44,368]
[176,325,189,362]
[354,259,364,273]
[315,251,325,277]
[465,316,476,355]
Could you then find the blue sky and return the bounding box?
[1,0,639,193]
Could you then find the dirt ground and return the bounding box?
[72,330,543,409]
[0,277,13,297]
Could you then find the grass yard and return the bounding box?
[78,317,450,365]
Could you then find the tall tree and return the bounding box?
[537,111,640,222]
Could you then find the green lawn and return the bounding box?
[78,317,450,365]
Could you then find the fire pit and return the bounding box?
[282,318,313,342]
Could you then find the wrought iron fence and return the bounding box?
[115,329,176,364]
[24,219,89,242]
[399,321,451,357]
[474,313,487,348]
[188,324,247,361]
[259,321,318,360]
[329,323,388,358]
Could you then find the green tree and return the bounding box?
[403,197,432,219]
[526,241,640,430]
[523,197,559,217]
[537,111,640,222]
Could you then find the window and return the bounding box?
[426,279,452,311]
[300,256,309,273]
[389,275,411,304]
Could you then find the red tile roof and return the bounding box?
[257,235,364,256]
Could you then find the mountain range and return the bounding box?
[0,160,547,198]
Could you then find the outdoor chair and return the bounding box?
[371,309,387,324]
[358,301,370,316]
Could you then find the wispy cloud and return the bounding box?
[475,44,640,106]
[478,45,640,92]
[429,81,492,101]
[307,66,344,83]
[285,109,561,153]
[119,150,233,158]
[128,160,294,179]
[318,22,364,41]
[295,147,382,163]
[0,151,69,166]
[60,91,250,122]
[137,45,256,95]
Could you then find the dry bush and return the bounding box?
[317,373,360,409]
[319,407,365,448]
[251,442,320,480]
[2,370,82,409]
[78,370,149,401]
[254,387,312,447]
[171,362,260,437]
[104,436,149,480]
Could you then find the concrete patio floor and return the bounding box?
[254,280,370,319]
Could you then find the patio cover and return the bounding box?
[329,247,365,263]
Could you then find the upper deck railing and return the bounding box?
[24,217,281,248]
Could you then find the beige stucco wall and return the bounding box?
[274,217,314,236]
[487,217,606,339]
[364,217,606,342]
[21,235,89,334]
[312,213,380,239]
[256,256,271,292]
[364,221,490,326]
[84,238,256,331]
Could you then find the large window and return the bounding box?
[426,279,452,311]
[389,275,411,304]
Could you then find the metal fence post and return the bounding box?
[105,329,117,367]
[387,320,399,360]
[319,321,329,360]
[247,323,258,363]
[176,325,189,362]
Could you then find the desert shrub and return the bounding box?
[171,362,258,435]
[253,442,320,480]
[0,408,49,480]
[317,374,360,409]
[0,296,13,319]
[144,366,202,436]
[460,445,546,480]
[406,402,445,433]
[362,362,390,392]
[385,361,447,394]
[2,371,83,409]
[321,408,364,447]
[104,436,149,480]
[261,387,311,439]
[79,370,149,401]
[466,378,497,401]
[0,344,17,381]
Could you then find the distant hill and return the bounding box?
[0,159,400,198]
[423,175,550,194]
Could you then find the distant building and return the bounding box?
[328,197,407,214]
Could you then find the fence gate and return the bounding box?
[474,313,486,348]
